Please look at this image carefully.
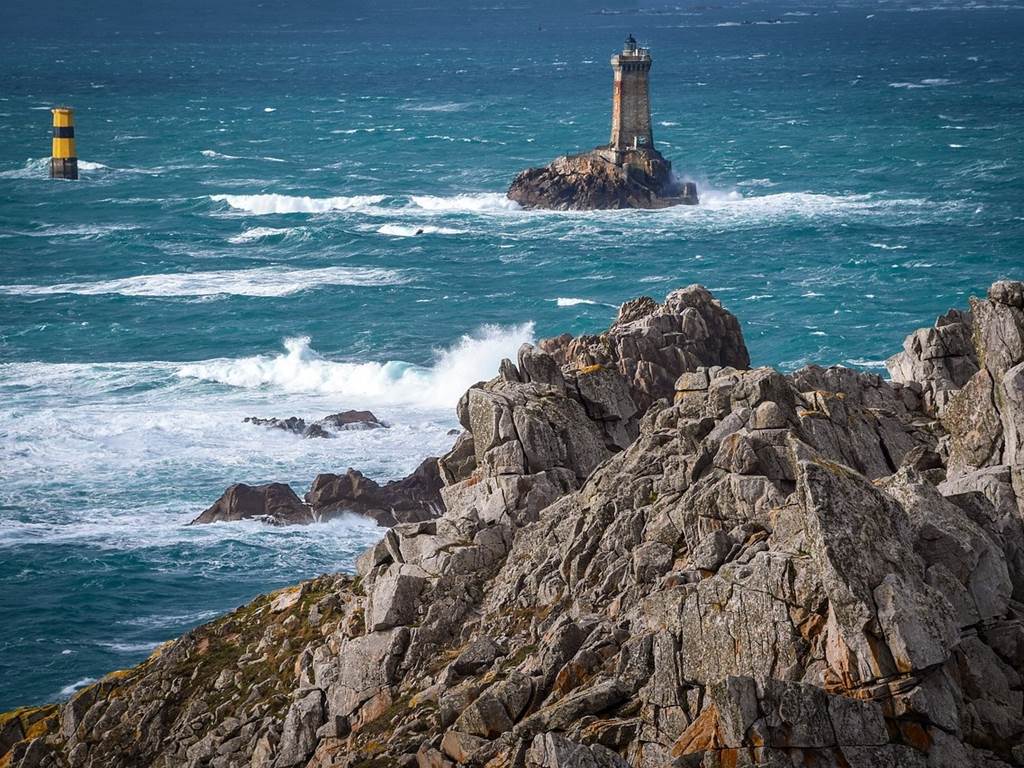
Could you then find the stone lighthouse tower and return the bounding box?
[609,34,654,156]
[506,34,698,208]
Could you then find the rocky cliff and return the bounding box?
[4,282,1023,768]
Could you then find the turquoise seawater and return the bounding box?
[1,0,1021,709]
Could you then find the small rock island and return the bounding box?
[508,35,698,210]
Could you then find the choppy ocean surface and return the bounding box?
[1,0,1021,708]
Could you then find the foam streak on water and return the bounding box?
[0,266,407,298]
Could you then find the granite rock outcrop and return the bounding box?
[5,281,1023,768]
[507,150,696,211]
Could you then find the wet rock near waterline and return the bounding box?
[190,482,313,526]
[306,456,445,528]
[243,410,387,439]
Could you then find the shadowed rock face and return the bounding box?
[192,457,445,528]
[306,457,445,527]
[190,482,313,525]
[6,282,1024,768]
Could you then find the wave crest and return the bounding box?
[211,193,387,215]
[176,325,534,408]
[407,193,521,213]
[376,224,465,237]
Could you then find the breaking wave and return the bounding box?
[227,226,301,244]
[376,224,465,237]
[210,193,387,215]
[177,325,534,408]
[0,266,407,298]
[553,297,610,308]
[406,193,521,213]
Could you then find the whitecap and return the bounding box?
[376,224,465,237]
[557,299,602,309]
[407,193,521,213]
[227,226,296,244]
[201,149,243,160]
[57,678,97,699]
[210,193,387,215]
[0,266,407,298]
[400,101,468,112]
[0,157,51,179]
[868,242,908,250]
[177,326,534,409]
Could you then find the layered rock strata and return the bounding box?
[4,281,1023,768]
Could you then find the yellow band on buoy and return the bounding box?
[50,107,78,179]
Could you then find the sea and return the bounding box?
[1,0,1021,710]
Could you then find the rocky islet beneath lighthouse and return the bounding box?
[508,35,698,210]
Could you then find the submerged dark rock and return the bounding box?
[244,409,387,439]
[8,281,1024,768]
[242,415,308,434]
[319,409,387,431]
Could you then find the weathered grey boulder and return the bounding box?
[887,308,978,416]
[540,285,750,411]
[273,690,323,767]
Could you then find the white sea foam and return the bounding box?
[99,641,164,653]
[376,224,465,237]
[846,358,887,369]
[211,193,387,215]
[57,678,97,699]
[676,190,937,226]
[177,325,534,408]
[201,149,243,160]
[889,78,956,89]
[400,101,468,112]
[0,157,51,179]
[406,193,522,213]
[0,266,406,298]
[227,226,297,244]
[0,157,154,178]
[868,242,908,250]
[14,223,137,239]
[553,297,605,307]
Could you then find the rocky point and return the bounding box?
[3,281,1023,768]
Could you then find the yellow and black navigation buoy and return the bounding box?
[50,107,78,180]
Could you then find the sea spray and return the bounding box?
[176,323,534,408]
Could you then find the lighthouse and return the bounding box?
[507,34,698,208]
[609,34,654,155]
